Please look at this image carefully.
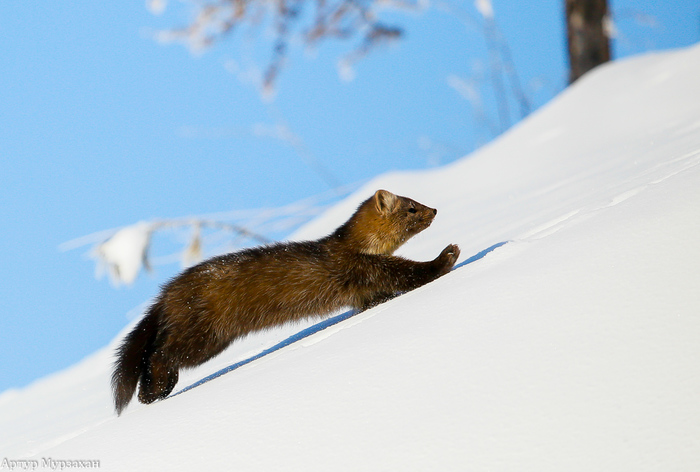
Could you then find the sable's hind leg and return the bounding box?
[138,349,179,404]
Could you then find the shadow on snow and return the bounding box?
[169,240,508,399]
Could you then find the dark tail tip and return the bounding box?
[112,367,136,416]
[111,306,161,415]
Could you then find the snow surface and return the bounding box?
[2,44,700,470]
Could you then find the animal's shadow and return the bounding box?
[452,240,508,270]
[169,240,509,399]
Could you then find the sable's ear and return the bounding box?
[374,189,398,214]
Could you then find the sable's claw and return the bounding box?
[443,244,460,259]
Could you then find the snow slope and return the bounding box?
[2,44,700,470]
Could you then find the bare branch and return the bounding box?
[149,0,420,90]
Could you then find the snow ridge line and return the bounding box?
[520,151,700,242]
[168,241,509,399]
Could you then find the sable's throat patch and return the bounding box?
[358,234,399,255]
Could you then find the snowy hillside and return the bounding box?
[2,44,700,471]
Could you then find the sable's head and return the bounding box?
[350,189,437,255]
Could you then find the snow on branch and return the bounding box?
[61,186,356,286]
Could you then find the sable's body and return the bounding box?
[112,190,459,414]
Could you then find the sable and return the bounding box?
[112,189,460,414]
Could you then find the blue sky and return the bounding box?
[1,1,698,393]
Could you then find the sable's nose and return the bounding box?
[433,208,437,216]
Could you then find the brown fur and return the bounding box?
[112,190,460,414]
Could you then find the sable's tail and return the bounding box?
[111,305,161,415]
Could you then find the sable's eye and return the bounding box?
[408,208,417,214]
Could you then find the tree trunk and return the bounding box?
[565,0,611,84]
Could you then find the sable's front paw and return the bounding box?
[437,244,460,273]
